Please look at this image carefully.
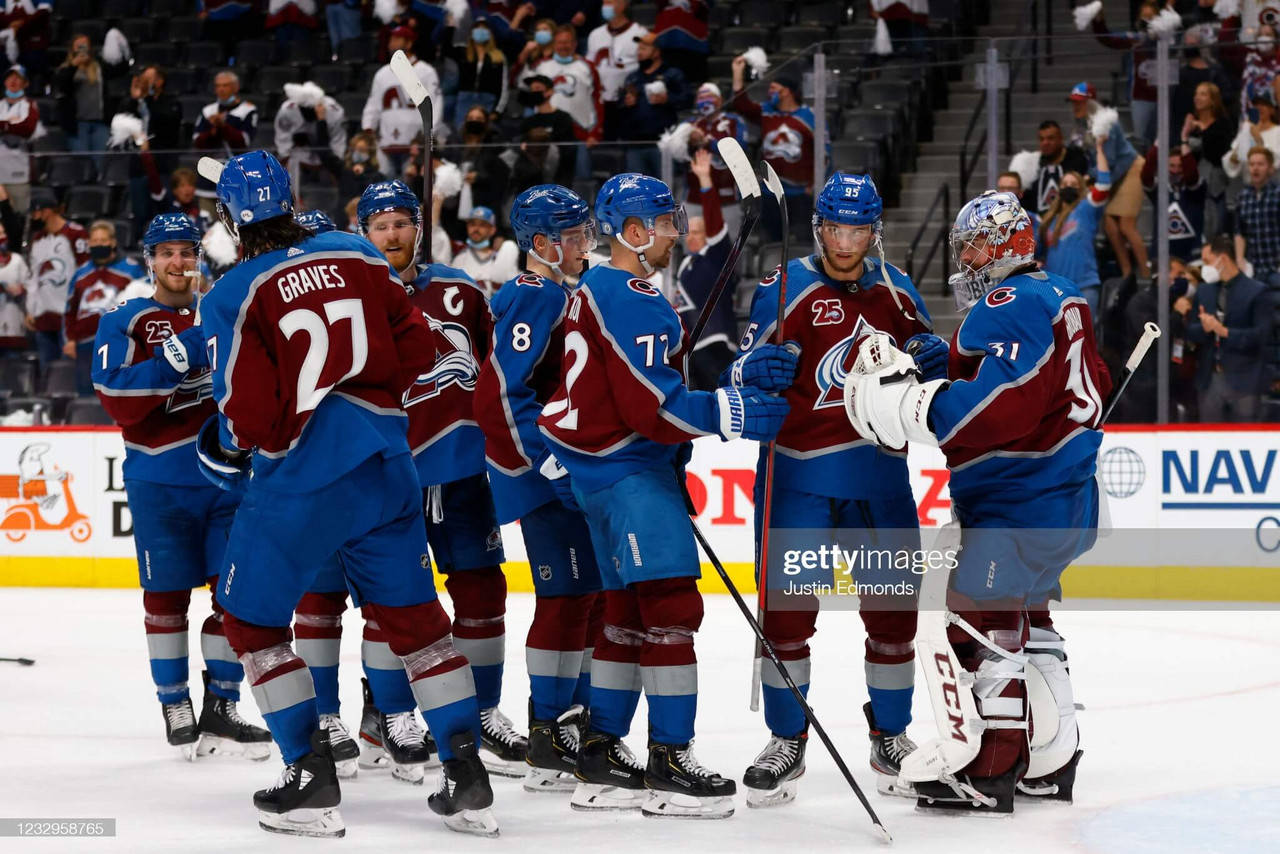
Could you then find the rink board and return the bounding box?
[1,425,1278,601]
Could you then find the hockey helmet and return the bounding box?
[215,150,294,231]
[294,209,337,234]
[948,190,1036,312]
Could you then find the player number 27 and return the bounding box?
[278,299,369,414]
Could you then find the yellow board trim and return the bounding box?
[2,557,1278,602]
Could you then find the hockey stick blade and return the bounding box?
[760,160,785,208]
[390,49,434,262]
[389,50,430,107]
[1100,322,1161,426]
[716,137,761,201]
[197,157,224,184]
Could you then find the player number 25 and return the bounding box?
[278,299,369,414]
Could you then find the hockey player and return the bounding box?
[198,151,497,838]
[537,173,789,818]
[735,173,939,807]
[356,180,528,777]
[843,190,1110,814]
[473,184,605,794]
[92,212,271,760]
[294,209,337,233]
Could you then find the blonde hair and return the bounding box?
[466,22,505,65]
[1196,82,1227,121]
[1043,172,1087,244]
[88,219,116,240]
[62,34,101,85]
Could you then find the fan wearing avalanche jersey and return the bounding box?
[197,152,496,839]
[843,190,1112,815]
[92,213,271,761]
[473,184,605,795]
[356,180,527,778]
[734,173,939,807]
[537,173,789,819]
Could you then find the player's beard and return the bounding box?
[648,239,675,270]
[156,268,195,298]
[824,246,866,277]
[382,244,415,274]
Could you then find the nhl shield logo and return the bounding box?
[538,565,552,581]
[420,554,431,569]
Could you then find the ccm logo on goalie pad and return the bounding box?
[934,653,969,744]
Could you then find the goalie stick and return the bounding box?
[1099,322,1161,426]
[684,137,762,351]
[0,657,35,665]
[749,162,788,712]
[687,515,892,844]
[389,49,435,263]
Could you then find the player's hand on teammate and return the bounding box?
[723,341,801,393]
[844,333,944,450]
[195,415,252,495]
[154,326,210,382]
[714,386,790,442]
[536,449,580,512]
[904,333,949,382]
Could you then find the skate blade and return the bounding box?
[442,807,500,838]
[523,766,578,794]
[196,734,272,762]
[391,761,428,786]
[178,741,199,762]
[480,752,529,779]
[876,772,916,798]
[1015,781,1072,804]
[745,779,797,809]
[258,807,346,838]
[914,796,1014,819]
[335,758,359,780]
[569,782,646,811]
[642,790,735,820]
[358,738,390,769]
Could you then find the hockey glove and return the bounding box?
[721,341,802,393]
[904,333,950,382]
[196,415,251,495]
[154,326,209,383]
[714,386,790,442]
[843,337,946,450]
[537,448,580,512]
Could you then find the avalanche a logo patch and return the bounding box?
[403,316,478,407]
[812,315,890,410]
[167,368,214,413]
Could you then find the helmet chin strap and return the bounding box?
[618,229,657,276]
[874,233,913,320]
[529,238,566,280]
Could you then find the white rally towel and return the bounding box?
[742,47,769,76]
[102,27,131,65]
[1073,1,1102,31]
[202,221,239,269]
[873,18,893,55]
[444,0,469,25]
[1090,105,1120,141]
[268,0,317,15]
[1008,149,1040,191]
[434,161,462,199]
[657,122,693,163]
[1147,8,1182,36]
[109,113,146,149]
[1214,0,1240,18]
[374,0,400,24]
[0,29,16,65]
[283,81,326,107]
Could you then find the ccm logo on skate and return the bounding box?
[933,653,968,743]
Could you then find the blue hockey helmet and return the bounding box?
[356,180,421,235]
[142,212,202,255]
[594,173,686,274]
[215,150,294,230]
[295,209,337,234]
[813,172,883,229]
[510,184,595,277]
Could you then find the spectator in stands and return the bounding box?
[1028,119,1090,216]
[509,126,557,197]
[0,1,52,77]
[1174,25,1237,128]
[1122,257,1202,422]
[63,221,144,395]
[1141,142,1207,262]
[0,65,39,215]
[54,33,110,174]
[142,151,213,233]
[193,71,258,213]
[318,131,387,227]
[275,82,347,178]
[517,74,577,186]
[678,83,747,232]
[325,0,364,57]
[995,171,1041,249]
[1181,82,1233,168]
[265,0,320,48]
[588,0,646,139]
[537,0,596,35]
[450,206,520,296]
[731,56,828,237]
[1042,136,1111,317]
[514,17,557,78]
[871,0,930,56]
[1187,234,1276,421]
[363,26,442,177]
[1241,23,1280,120]
[199,0,262,64]
[485,1,539,62]
[1224,87,1280,177]
[115,66,182,174]
[1085,2,1166,147]
[1233,146,1280,286]
[0,184,30,355]
[677,150,738,390]
[530,24,604,178]
[23,188,87,371]
[442,14,510,122]
[616,33,689,177]
[444,106,511,230]
[653,0,710,83]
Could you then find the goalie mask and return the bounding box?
[948,190,1036,312]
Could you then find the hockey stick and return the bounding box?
[688,517,892,844]
[0,657,35,665]
[749,163,789,713]
[1099,322,1161,427]
[389,49,435,263]
[685,137,762,351]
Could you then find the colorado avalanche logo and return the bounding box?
[627,277,661,297]
[78,283,119,319]
[1168,201,1192,238]
[167,369,213,413]
[404,315,479,407]
[553,74,578,98]
[812,315,889,410]
[763,125,804,164]
[37,257,68,291]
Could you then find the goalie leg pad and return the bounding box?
[1023,625,1080,782]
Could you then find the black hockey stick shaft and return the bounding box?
[1099,322,1161,427]
[688,518,893,843]
[686,199,761,351]
[0,657,35,665]
[420,94,434,264]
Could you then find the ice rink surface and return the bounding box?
[2,588,1278,854]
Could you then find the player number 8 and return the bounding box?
[512,322,532,352]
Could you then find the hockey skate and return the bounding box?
[865,702,917,797]
[195,671,272,761]
[570,729,647,811]
[1016,749,1083,804]
[915,759,1028,817]
[319,713,360,780]
[162,697,200,761]
[478,706,529,778]
[523,703,584,793]
[743,731,807,808]
[428,732,499,838]
[643,740,736,819]
[254,729,345,838]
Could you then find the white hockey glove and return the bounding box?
[843,333,945,449]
